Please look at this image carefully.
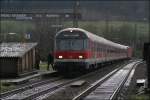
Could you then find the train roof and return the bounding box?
[56,28,128,50]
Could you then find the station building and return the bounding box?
[0,42,38,78]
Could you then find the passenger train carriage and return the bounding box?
[53,28,132,73]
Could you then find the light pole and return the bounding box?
[148,24,150,43]
[73,0,79,28]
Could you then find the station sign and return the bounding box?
[1,13,81,20]
[25,33,31,39]
[0,13,61,20]
[1,14,26,17]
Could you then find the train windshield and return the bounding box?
[56,39,87,51]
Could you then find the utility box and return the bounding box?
[143,43,150,61]
[143,42,150,88]
[136,79,147,88]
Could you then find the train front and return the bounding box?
[54,28,90,73]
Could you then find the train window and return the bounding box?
[58,40,70,50]
[56,39,87,51]
[83,39,88,49]
[71,39,83,50]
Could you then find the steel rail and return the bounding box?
[0,72,61,99]
[110,61,141,100]
[4,62,122,100]
[73,60,141,100]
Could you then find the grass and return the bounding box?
[129,95,150,100]
[39,61,54,72]
[64,20,149,36]
[0,82,16,93]
[0,21,35,33]
[39,62,48,70]
[0,20,35,42]
[1,20,148,40]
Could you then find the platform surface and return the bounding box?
[1,70,55,84]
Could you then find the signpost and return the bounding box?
[25,33,31,40]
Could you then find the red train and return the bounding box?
[53,28,132,73]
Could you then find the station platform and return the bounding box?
[1,68,56,85]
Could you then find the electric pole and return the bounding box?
[134,23,137,49]
[73,1,79,28]
[105,10,109,39]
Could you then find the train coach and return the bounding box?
[53,28,132,73]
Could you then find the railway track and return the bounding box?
[36,61,129,100]
[33,66,122,100]
[0,73,61,100]
[1,64,118,100]
[73,60,141,100]
[1,60,135,100]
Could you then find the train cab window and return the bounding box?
[58,40,70,50]
[56,39,88,51]
[71,39,84,50]
[83,39,88,49]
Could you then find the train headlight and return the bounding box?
[59,56,63,59]
[79,55,83,59]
